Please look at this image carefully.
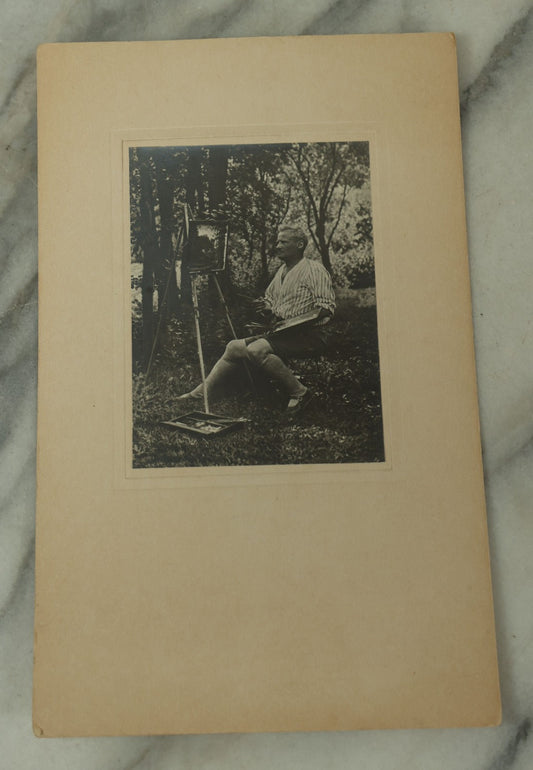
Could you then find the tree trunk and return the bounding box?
[207,146,228,211]
[315,218,332,273]
[153,156,179,316]
[186,148,205,210]
[138,159,158,371]
[207,146,231,307]
[181,149,206,302]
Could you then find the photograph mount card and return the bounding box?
[34,34,500,737]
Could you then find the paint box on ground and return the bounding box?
[162,411,248,437]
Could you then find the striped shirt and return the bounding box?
[264,257,335,323]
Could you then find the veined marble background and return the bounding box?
[1,1,532,768]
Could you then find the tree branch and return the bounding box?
[288,148,320,228]
[324,166,344,213]
[306,201,320,253]
[319,144,338,216]
[276,182,292,226]
[327,182,348,248]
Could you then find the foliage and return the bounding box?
[132,295,384,467]
[225,145,292,289]
[130,141,374,288]
[129,141,376,373]
[284,142,370,274]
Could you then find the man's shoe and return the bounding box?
[285,389,313,417]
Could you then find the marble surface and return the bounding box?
[1,0,532,767]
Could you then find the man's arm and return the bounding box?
[263,274,276,311]
[252,297,271,312]
[308,261,336,317]
[248,287,277,331]
[251,271,278,319]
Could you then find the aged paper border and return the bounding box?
[36,37,501,736]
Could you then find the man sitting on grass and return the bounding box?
[178,225,336,416]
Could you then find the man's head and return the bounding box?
[275,226,307,265]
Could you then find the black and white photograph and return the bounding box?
[129,141,385,468]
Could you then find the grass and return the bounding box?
[132,293,385,468]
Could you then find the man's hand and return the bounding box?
[252,297,275,324]
[251,297,270,313]
[243,296,276,334]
